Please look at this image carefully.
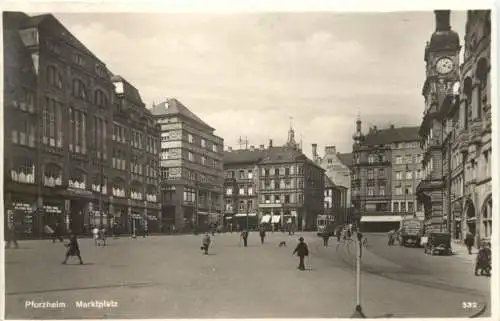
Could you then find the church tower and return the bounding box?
[352,115,364,147]
[286,117,298,149]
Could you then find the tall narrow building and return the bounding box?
[151,98,224,232]
[416,10,461,232]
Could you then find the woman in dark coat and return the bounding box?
[293,237,309,271]
[63,233,83,264]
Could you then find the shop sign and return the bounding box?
[43,205,62,214]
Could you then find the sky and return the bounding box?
[53,11,466,157]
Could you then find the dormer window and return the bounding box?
[114,81,124,94]
[95,64,107,78]
[72,79,87,100]
[72,53,85,67]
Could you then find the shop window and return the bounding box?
[11,159,36,184]
[43,163,62,187]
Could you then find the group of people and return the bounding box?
[199,226,310,271]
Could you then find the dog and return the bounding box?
[278,241,287,247]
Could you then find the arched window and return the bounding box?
[47,65,63,89]
[72,79,87,100]
[11,158,35,184]
[94,89,109,108]
[43,163,62,187]
[112,178,126,197]
[69,169,86,190]
[130,181,143,200]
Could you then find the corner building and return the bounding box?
[436,10,492,244]
[151,99,224,232]
[3,12,160,237]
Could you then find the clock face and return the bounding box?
[436,57,454,74]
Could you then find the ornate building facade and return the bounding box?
[223,128,325,231]
[4,12,160,237]
[437,10,492,243]
[151,98,224,232]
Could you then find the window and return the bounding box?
[201,156,206,165]
[239,170,245,179]
[47,66,63,89]
[274,195,281,203]
[396,171,402,180]
[417,170,422,179]
[378,168,385,177]
[11,158,36,184]
[264,169,269,176]
[408,202,414,212]
[406,171,413,180]
[401,202,407,212]
[201,139,206,147]
[248,170,253,179]
[367,169,374,179]
[188,134,193,143]
[72,53,85,66]
[379,187,385,196]
[212,144,217,152]
[265,195,270,204]
[239,186,245,195]
[248,187,253,195]
[406,185,412,195]
[368,155,375,164]
[395,186,402,195]
[239,201,245,210]
[368,187,375,196]
[393,202,399,212]
[396,156,402,164]
[94,89,108,107]
[188,152,194,162]
[72,79,87,100]
[226,188,233,195]
[298,194,303,204]
[247,200,253,210]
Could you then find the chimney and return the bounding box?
[227,146,233,152]
[259,144,265,150]
[269,139,273,148]
[312,143,318,156]
[435,10,451,31]
[249,145,255,151]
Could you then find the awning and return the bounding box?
[234,213,257,217]
[361,215,402,223]
[271,215,281,223]
[261,215,271,223]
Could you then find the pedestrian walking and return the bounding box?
[293,236,309,271]
[171,224,176,235]
[62,233,83,264]
[259,227,266,244]
[201,233,211,255]
[336,227,341,242]
[52,223,64,243]
[387,229,395,246]
[240,230,249,247]
[92,226,99,246]
[465,232,474,255]
[322,231,330,247]
[475,241,491,276]
[99,228,107,246]
[5,222,19,249]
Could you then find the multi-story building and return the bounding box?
[312,144,351,208]
[416,10,461,233]
[151,98,224,232]
[110,76,161,233]
[390,129,425,219]
[351,118,424,231]
[222,146,262,230]
[223,127,325,231]
[323,176,347,217]
[3,12,160,237]
[427,10,492,244]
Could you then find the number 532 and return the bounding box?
[462,302,478,309]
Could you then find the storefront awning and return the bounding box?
[271,215,281,223]
[234,213,257,217]
[261,215,271,223]
[361,215,402,223]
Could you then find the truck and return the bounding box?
[399,218,424,247]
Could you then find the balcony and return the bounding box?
[470,121,482,145]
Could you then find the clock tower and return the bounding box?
[417,10,461,232]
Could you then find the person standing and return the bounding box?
[201,233,211,255]
[293,236,309,271]
[387,229,395,246]
[241,230,249,247]
[465,231,474,255]
[5,222,19,249]
[259,227,266,245]
[336,227,342,242]
[475,241,491,276]
[322,230,330,247]
[62,233,83,264]
[52,223,64,243]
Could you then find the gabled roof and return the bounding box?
[223,149,266,165]
[337,153,353,167]
[362,126,420,146]
[23,14,100,62]
[150,98,213,130]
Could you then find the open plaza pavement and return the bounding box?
[4,232,490,319]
